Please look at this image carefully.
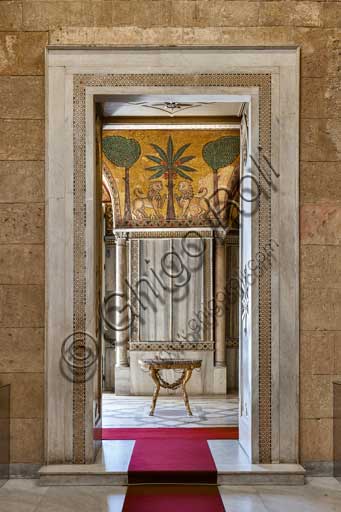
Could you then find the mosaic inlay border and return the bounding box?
[129,341,215,351]
[73,73,271,464]
[226,337,239,349]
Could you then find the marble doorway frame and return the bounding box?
[45,47,299,465]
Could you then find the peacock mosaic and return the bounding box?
[102,128,240,229]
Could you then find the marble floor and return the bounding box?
[102,393,239,427]
[1,478,341,512]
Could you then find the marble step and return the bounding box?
[217,465,305,485]
[39,464,305,487]
[39,440,305,486]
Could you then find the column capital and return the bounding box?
[214,228,240,246]
[214,229,228,245]
[114,231,128,245]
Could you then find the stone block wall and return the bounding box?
[0,1,340,472]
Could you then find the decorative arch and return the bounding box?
[103,164,121,230]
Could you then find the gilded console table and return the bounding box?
[139,359,202,416]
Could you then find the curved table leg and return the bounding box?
[149,368,160,416]
[182,369,193,416]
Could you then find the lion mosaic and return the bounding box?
[132,181,166,220]
[175,181,209,220]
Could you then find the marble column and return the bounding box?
[215,236,227,367]
[115,235,129,368]
[114,234,130,395]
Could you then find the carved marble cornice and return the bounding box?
[113,229,215,240]
[105,229,238,243]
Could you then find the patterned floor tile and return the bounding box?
[102,394,239,427]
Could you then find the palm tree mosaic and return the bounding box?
[145,136,197,219]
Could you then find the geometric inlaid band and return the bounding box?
[73,73,272,464]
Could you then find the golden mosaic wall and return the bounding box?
[103,128,240,228]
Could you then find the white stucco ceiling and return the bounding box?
[99,95,243,118]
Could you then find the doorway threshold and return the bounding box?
[39,440,305,486]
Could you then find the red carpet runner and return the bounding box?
[101,426,238,440]
[122,485,225,512]
[116,429,231,511]
[128,438,217,484]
